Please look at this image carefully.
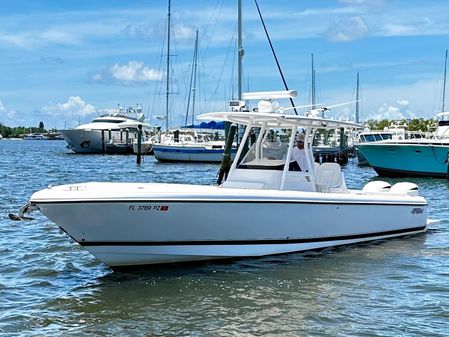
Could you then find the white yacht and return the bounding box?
[60,105,153,154]
[15,91,429,267]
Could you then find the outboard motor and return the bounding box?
[362,181,391,193]
[389,182,420,196]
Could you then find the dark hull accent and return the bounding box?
[155,158,222,163]
[373,166,448,179]
[79,226,427,247]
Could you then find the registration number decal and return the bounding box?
[128,205,169,211]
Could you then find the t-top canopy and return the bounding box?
[197,111,363,130]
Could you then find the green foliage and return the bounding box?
[364,118,436,132]
[0,124,49,138]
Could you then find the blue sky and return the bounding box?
[0,0,448,129]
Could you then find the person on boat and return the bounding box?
[291,133,308,172]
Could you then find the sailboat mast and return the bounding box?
[165,0,171,131]
[192,29,199,125]
[238,0,243,101]
[442,49,448,112]
[356,72,360,123]
[311,53,316,110]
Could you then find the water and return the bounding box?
[0,140,448,336]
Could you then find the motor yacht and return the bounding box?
[14,91,429,267]
[358,112,449,177]
[60,105,154,154]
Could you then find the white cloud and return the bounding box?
[42,96,96,119]
[0,29,79,50]
[373,100,415,120]
[91,61,163,85]
[326,16,369,42]
[173,24,195,40]
[110,61,160,81]
[0,100,5,113]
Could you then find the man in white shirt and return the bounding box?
[291,134,308,172]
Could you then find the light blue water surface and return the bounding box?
[0,140,448,337]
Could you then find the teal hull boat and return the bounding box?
[358,141,449,178]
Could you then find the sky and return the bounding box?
[0,0,448,130]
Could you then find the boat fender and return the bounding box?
[389,182,419,196]
[362,181,391,193]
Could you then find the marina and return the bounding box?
[0,0,448,336]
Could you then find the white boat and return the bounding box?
[16,91,429,267]
[358,112,449,176]
[23,134,48,140]
[153,129,236,163]
[60,105,153,154]
[357,50,448,175]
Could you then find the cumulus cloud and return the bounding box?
[42,96,96,119]
[373,100,416,120]
[325,16,369,42]
[90,61,163,86]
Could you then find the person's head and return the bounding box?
[296,134,305,148]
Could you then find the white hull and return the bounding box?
[61,129,138,153]
[153,144,236,162]
[31,182,428,267]
[132,141,153,154]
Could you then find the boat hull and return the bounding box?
[31,183,428,267]
[153,144,236,163]
[358,142,449,177]
[60,129,137,154]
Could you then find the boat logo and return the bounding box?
[411,208,424,215]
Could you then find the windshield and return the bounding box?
[238,129,289,170]
[91,118,123,124]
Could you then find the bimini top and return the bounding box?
[197,111,362,130]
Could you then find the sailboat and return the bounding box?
[12,1,429,267]
[358,50,449,177]
[151,28,236,163]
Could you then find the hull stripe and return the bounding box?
[78,226,427,247]
[33,199,428,207]
[373,166,448,178]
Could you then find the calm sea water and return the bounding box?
[0,140,448,337]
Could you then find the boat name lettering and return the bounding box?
[128,205,169,211]
[411,208,424,215]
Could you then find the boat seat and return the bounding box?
[314,162,320,174]
[315,162,342,193]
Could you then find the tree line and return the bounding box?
[364,118,436,132]
[0,122,58,138]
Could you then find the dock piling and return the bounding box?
[137,124,142,165]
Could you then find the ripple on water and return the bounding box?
[0,141,448,336]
